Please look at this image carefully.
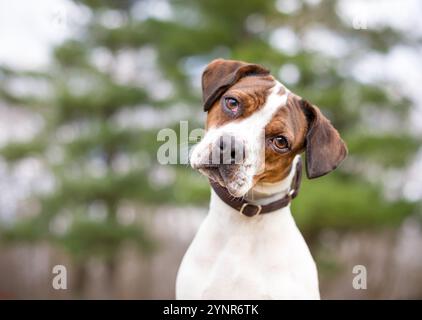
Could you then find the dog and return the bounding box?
[176,59,347,299]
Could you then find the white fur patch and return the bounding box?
[176,178,320,299]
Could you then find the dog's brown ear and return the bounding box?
[202,59,269,111]
[300,99,347,179]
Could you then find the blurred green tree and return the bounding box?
[0,0,420,295]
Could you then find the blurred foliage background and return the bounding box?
[0,0,421,298]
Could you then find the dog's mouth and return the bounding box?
[197,164,249,197]
[198,166,225,186]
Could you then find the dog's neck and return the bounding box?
[246,155,300,206]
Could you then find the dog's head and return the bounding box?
[190,59,347,197]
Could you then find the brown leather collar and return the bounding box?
[210,158,303,217]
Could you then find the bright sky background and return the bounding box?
[0,0,89,69]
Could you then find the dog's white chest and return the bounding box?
[176,193,320,300]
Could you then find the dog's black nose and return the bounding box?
[216,135,245,165]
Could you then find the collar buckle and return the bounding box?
[239,203,262,217]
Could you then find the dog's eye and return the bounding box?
[223,97,240,114]
[272,136,290,152]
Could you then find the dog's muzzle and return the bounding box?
[192,134,247,194]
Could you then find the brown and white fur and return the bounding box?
[176,59,347,299]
